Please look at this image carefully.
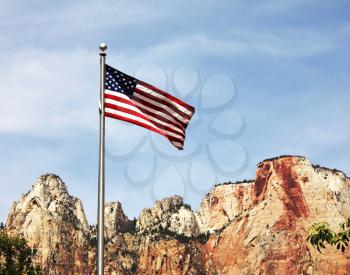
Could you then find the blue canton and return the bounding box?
[105,64,137,99]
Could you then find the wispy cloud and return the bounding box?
[0,49,97,135]
[0,0,350,224]
[135,27,339,64]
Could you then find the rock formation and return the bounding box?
[136,195,200,237]
[201,156,350,274]
[4,156,350,274]
[5,174,90,274]
[104,202,133,239]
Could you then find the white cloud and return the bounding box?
[1,0,349,225]
[0,49,98,135]
[136,27,337,63]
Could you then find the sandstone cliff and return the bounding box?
[6,174,90,274]
[4,156,350,274]
[136,195,200,237]
[202,156,350,274]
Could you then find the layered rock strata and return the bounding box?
[5,156,350,274]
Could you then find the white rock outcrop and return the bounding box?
[6,174,90,274]
[136,195,200,237]
[104,201,132,239]
[5,156,350,274]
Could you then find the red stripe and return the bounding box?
[105,103,152,126]
[105,103,185,140]
[137,80,195,113]
[132,96,188,129]
[134,104,185,133]
[163,135,183,144]
[105,93,133,105]
[135,87,192,121]
[106,93,185,134]
[149,119,185,138]
[105,112,184,148]
[105,112,167,139]
[168,140,183,150]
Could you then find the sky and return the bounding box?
[0,0,350,224]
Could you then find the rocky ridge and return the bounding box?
[4,156,350,274]
[6,174,90,274]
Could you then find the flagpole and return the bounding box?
[97,42,107,275]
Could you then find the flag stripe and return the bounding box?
[135,108,185,137]
[105,108,184,147]
[105,90,132,102]
[172,141,183,148]
[132,97,186,130]
[133,101,185,132]
[105,92,185,137]
[105,108,167,138]
[133,90,190,125]
[105,108,163,136]
[132,95,188,129]
[105,104,185,141]
[106,101,185,139]
[104,65,195,150]
[105,111,183,149]
[135,85,193,120]
[148,119,185,139]
[137,81,195,113]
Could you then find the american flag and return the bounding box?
[104,64,195,150]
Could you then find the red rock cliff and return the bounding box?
[5,156,350,274]
[202,156,350,274]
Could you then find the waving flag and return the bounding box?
[104,64,195,149]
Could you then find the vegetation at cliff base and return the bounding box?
[0,231,41,274]
[307,217,350,253]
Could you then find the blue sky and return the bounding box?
[1,0,350,224]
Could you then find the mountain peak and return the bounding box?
[104,201,133,238]
[136,195,199,237]
[4,156,350,274]
[257,154,307,167]
[32,173,68,192]
[6,174,90,274]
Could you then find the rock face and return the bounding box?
[4,156,350,274]
[195,180,254,233]
[137,239,206,274]
[104,201,132,239]
[6,174,90,274]
[202,156,350,274]
[136,195,200,237]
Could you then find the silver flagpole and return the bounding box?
[97,42,107,275]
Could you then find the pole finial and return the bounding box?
[99,43,107,54]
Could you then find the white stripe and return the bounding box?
[105,107,158,130]
[106,98,184,137]
[145,115,185,137]
[133,100,185,131]
[172,141,183,148]
[132,101,185,134]
[106,88,189,127]
[136,84,193,116]
[133,92,190,125]
[105,98,144,117]
[105,108,184,141]
[105,89,185,140]
[105,89,131,101]
[105,90,184,136]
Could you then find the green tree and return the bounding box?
[307,217,350,253]
[0,231,42,274]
